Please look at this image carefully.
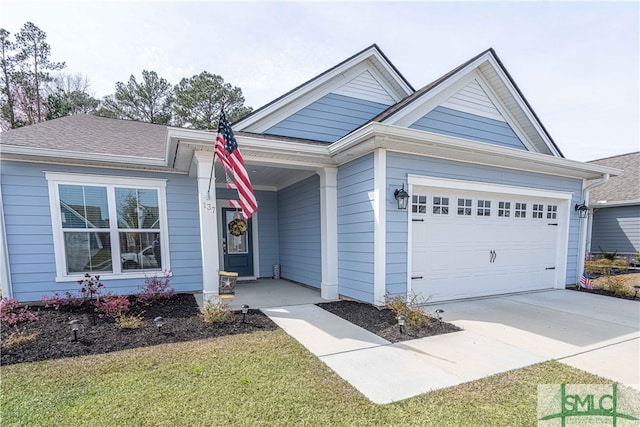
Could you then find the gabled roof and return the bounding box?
[377,48,563,157]
[234,44,415,134]
[587,152,640,205]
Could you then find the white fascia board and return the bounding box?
[592,200,640,208]
[330,122,621,180]
[483,55,562,157]
[0,145,168,168]
[235,47,412,132]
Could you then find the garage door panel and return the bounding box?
[410,185,563,302]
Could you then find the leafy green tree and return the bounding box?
[14,21,65,124]
[0,28,18,129]
[173,71,252,129]
[97,70,173,124]
[45,73,99,119]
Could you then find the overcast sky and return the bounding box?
[2,1,638,162]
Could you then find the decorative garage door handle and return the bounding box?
[411,276,424,280]
[489,250,497,263]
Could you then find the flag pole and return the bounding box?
[206,104,226,200]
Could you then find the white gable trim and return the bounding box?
[235,46,413,133]
[387,70,537,152]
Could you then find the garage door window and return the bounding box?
[433,197,449,215]
[477,200,491,217]
[412,195,427,214]
[533,204,544,219]
[515,202,527,218]
[547,205,558,220]
[457,198,472,216]
[498,201,511,217]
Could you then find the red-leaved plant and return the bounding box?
[93,294,131,319]
[136,271,174,305]
[0,297,39,326]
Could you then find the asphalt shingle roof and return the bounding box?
[587,152,640,203]
[0,115,168,160]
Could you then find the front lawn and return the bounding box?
[1,329,617,426]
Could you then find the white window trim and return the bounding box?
[45,172,170,282]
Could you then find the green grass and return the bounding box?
[0,329,620,426]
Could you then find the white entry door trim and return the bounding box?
[406,175,572,302]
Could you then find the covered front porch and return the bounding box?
[194,278,334,310]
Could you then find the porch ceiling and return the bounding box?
[215,162,317,191]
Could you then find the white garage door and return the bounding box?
[411,184,566,302]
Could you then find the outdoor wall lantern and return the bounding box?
[435,309,445,322]
[241,304,250,323]
[397,315,406,334]
[394,185,410,210]
[574,202,588,219]
[68,319,81,342]
[154,316,165,331]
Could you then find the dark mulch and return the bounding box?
[1,294,277,366]
[569,286,640,301]
[317,300,461,343]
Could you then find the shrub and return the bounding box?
[1,328,37,349]
[136,271,174,305]
[599,246,618,261]
[585,259,613,275]
[116,313,144,329]
[0,298,38,326]
[612,259,629,269]
[201,299,233,323]
[384,293,432,328]
[41,292,84,310]
[94,294,131,319]
[601,276,631,297]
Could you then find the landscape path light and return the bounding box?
[68,319,81,342]
[435,309,445,322]
[241,304,250,323]
[154,316,165,332]
[397,315,406,334]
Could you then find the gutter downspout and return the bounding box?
[577,173,610,284]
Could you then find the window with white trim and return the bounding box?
[412,195,427,214]
[457,198,472,216]
[515,202,527,218]
[432,196,449,215]
[547,204,558,220]
[533,203,544,219]
[477,199,491,217]
[498,201,511,218]
[46,173,168,278]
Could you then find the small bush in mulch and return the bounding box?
[0,294,277,366]
[317,300,461,343]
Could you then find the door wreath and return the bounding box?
[228,218,248,236]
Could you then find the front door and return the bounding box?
[222,208,254,277]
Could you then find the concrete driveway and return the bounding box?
[264,289,639,404]
[432,289,639,389]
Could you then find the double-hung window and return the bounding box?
[46,173,169,280]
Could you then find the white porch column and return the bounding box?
[373,148,386,305]
[319,167,339,300]
[193,151,220,304]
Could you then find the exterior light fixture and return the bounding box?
[397,315,406,334]
[241,304,250,323]
[153,316,165,331]
[574,202,588,219]
[394,185,409,210]
[435,309,444,322]
[68,319,81,342]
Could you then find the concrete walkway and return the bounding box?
[263,290,639,404]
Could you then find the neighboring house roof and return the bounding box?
[587,152,640,206]
[0,114,168,159]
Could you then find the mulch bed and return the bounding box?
[317,300,461,343]
[570,286,639,301]
[2,294,463,366]
[1,294,277,366]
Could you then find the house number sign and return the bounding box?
[202,202,216,213]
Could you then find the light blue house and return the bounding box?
[0,45,619,304]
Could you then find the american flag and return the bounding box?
[214,110,257,219]
[579,272,593,289]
